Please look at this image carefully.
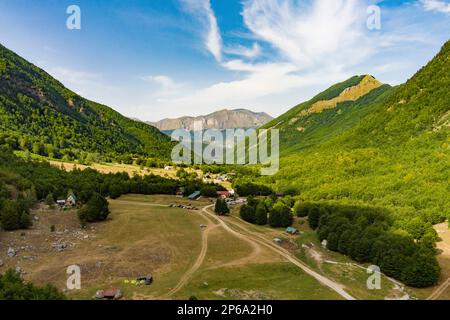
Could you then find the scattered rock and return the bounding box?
[33,216,39,221]
[95,290,105,299]
[15,267,22,274]
[7,247,16,257]
[22,256,34,261]
[0,259,4,267]
[52,241,68,252]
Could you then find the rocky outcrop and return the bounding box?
[150,109,273,131]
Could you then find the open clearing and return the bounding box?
[1,194,448,300]
[0,195,341,299]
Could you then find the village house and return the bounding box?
[285,227,299,235]
[66,193,77,206]
[217,191,232,199]
[56,193,77,208]
[188,191,201,200]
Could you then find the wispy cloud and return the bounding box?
[224,42,261,58]
[140,75,176,88]
[179,0,222,61]
[420,0,450,14]
[166,0,377,115]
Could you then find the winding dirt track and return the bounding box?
[117,200,355,300]
[427,278,450,300]
[200,205,356,300]
[164,218,218,298]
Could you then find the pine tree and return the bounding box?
[215,198,230,216]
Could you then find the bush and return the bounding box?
[109,184,123,199]
[45,193,54,206]
[240,204,256,223]
[308,206,321,230]
[234,182,272,196]
[78,193,110,225]
[255,203,268,225]
[401,249,441,287]
[0,200,31,230]
[201,185,218,198]
[269,202,292,228]
[293,201,309,217]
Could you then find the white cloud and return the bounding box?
[179,0,222,61]
[133,0,448,120]
[420,0,450,14]
[242,0,372,70]
[161,0,376,117]
[224,42,261,58]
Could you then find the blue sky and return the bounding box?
[0,0,449,121]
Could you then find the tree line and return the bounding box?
[0,146,223,231]
[297,201,440,288]
[240,196,294,228]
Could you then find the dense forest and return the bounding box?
[251,40,450,224]
[299,202,440,287]
[0,44,173,163]
[235,40,450,287]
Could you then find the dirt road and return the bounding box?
[119,200,355,300]
[201,205,356,300]
[164,216,218,298]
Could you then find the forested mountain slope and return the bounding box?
[263,75,394,153]
[258,40,450,222]
[0,44,172,162]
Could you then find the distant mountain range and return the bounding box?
[149,109,273,131]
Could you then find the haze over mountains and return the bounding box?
[149,109,273,131]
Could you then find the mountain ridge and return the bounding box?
[150,108,273,131]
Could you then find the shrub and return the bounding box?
[240,204,256,223]
[293,201,309,217]
[201,185,218,198]
[308,206,321,230]
[255,203,268,225]
[45,193,54,206]
[78,193,110,225]
[0,269,66,300]
[269,202,292,228]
